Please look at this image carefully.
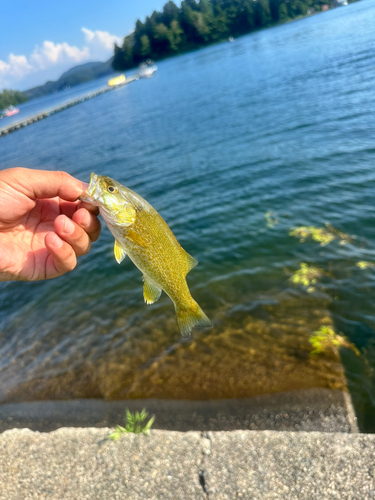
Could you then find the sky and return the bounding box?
[0,0,167,91]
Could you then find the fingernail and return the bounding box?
[51,234,63,248]
[82,182,89,191]
[64,218,75,234]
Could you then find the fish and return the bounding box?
[80,173,212,337]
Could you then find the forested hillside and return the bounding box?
[113,0,337,70]
[0,89,27,111]
[24,59,113,101]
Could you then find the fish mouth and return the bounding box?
[79,172,100,204]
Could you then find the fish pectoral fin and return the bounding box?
[114,240,127,264]
[126,228,147,248]
[184,251,198,274]
[143,277,162,305]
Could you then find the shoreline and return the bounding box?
[0,388,358,433]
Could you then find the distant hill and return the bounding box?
[24,58,114,101]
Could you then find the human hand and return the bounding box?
[0,167,101,281]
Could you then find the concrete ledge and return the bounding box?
[0,428,374,499]
[0,389,358,433]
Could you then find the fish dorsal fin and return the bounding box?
[114,240,127,264]
[184,251,198,274]
[126,228,147,248]
[143,276,162,304]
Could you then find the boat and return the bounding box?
[136,62,158,79]
[4,106,20,117]
[229,36,234,42]
[108,74,127,87]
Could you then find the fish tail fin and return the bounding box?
[175,300,212,338]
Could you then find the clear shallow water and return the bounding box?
[1,1,375,430]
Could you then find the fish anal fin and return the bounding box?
[184,251,198,274]
[175,300,212,337]
[143,277,162,305]
[114,240,127,264]
[126,228,147,248]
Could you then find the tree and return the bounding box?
[140,35,151,57]
[162,1,180,26]
[169,20,184,51]
[253,0,272,27]
[153,23,172,55]
[0,89,27,111]
[112,0,327,72]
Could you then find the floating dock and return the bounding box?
[0,75,136,138]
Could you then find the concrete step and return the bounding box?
[0,428,374,499]
[0,389,358,433]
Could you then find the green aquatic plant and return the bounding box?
[309,325,360,357]
[109,409,155,440]
[290,263,323,292]
[324,223,353,245]
[356,261,375,269]
[265,211,279,228]
[289,223,355,247]
[289,226,335,246]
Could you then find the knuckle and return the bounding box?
[65,257,77,272]
[81,241,91,256]
[62,247,77,272]
[56,170,71,182]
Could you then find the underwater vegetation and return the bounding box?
[289,223,354,246]
[290,263,324,293]
[356,261,375,269]
[309,325,360,358]
[265,211,279,229]
[109,409,155,440]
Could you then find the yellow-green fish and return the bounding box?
[80,173,211,337]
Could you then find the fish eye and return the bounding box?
[108,186,118,194]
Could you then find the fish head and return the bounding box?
[80,173,135,226]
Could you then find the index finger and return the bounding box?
[3,167,87,202]
[77,200,100,215]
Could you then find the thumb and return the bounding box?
[3,168,87,202]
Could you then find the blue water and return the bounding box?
[1,1,375,430]
[0,75,112,127]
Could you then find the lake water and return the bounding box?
[1,0,375,431]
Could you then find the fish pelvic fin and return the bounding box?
[175,300,212,338]
[143,276,162,304]
[114,240,127,264]
[184,251,198,275]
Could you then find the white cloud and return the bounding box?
[0,53,32,79]
[82,27,121,50]
[30,41,90,69]
[0,27,121,90]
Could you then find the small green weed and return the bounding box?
[290,263,324,292]
[309,325,360,357]
[356,261,375,269]
[265,211,279,228]
[289,224,354,246]
[289,226,335,246]
[109,409,155,441]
